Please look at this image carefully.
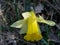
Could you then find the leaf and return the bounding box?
[19,21,27,34]
[37,15,56,26]
[11,19,25,28]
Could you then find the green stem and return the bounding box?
[24,0,31,11]
[45,25,49,36]
[44,25,51,45]
[13,0,20,19]
[41,39,48,45]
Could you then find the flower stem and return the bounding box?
[13,0,20,19]
[41,39,49,45]
[24,0,31,11]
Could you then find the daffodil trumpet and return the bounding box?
[24,11,43,41]
[11,10,56,42]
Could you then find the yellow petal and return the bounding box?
[37,15,56,26]
[11,19,25,28]
[24,33,43,41]
[22,12,31,19]
[24,34,31,41]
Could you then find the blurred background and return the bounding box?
[0,0,60,45]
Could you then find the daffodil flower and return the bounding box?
[23,11,43,41]
[11,11,56,41]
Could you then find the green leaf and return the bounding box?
[19,21,27,34]
[11,19,25,28]
[37,16,56,26]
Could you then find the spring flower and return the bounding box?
[24,11,43,41]
[11,11,56,42]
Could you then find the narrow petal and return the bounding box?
[37,15,56,26]
[19,20,28,34]
[11,19,25,28]
[22,12,31,19]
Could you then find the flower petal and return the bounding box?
[19,21,28,34]
[37,15,56,26]
[22,12,31,19]
[11,19,25,28]
[24,33,43,41]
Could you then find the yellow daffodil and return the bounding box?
[11,10,56,42]
[24,11,43,41]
